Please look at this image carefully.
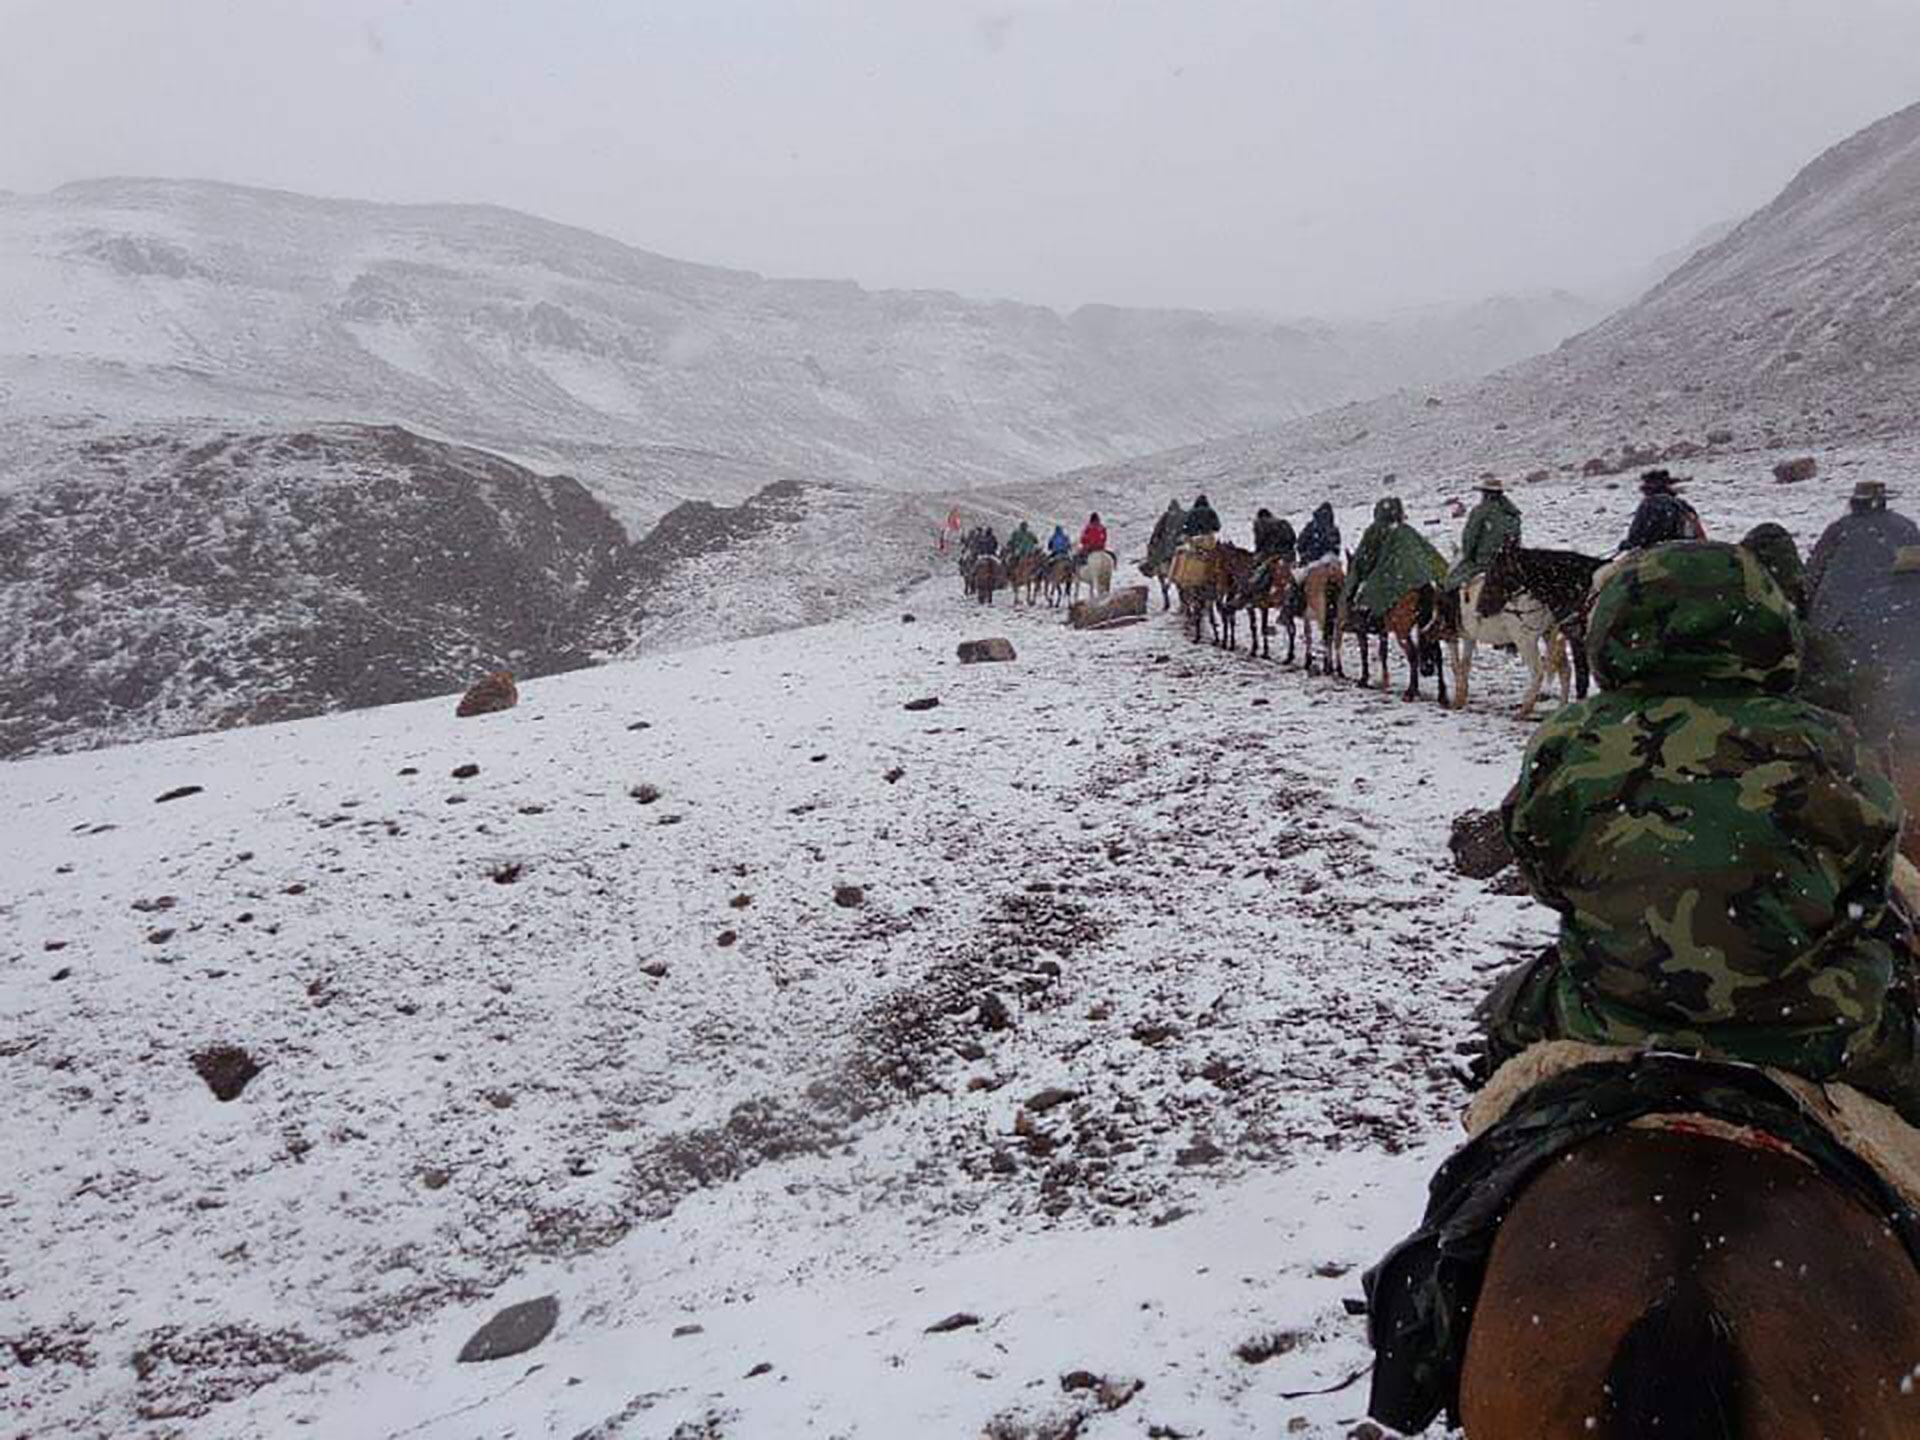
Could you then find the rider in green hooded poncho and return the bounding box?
[1483,541,1920,1120]
[1446,479,1522,589]
[1343,497,1448,617]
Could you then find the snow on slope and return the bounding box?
[3,569,1588,1439]
[0,179,1615,531]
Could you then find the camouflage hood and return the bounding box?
[1506,543,1904,1061]
[1589,541,1801,696]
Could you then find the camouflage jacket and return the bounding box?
[1503,542,1906,1068]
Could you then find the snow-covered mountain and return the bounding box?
[1050,99,1920,520]
[0,178,1611,529]
[0,417,944,759]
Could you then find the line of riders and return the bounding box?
[958,513,1116,606]
[961,470,1920,1434]
[1266,471,1920,1435]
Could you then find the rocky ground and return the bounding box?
[0,564,1570,1438]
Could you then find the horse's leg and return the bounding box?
[1514,634,1547,720]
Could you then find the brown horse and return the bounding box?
[1244,559,1295,661]
[1207,542,1259,652]
[1040,554,1075,608]
[1460,1126,1920,1439]
[1005,552,1046,606]
[1343,583,1453,704]
[968,554,1006,605]
[1289,562,1345,676]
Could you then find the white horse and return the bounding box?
[1447,573,1571,720]
[1074,548,1115,600]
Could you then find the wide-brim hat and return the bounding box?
[1477,477,1506,493]
[1896,545,1920,574]
[1641,468,1686,491]
[1854,480,1896,501]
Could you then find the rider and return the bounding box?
[1182,493,1222,541]
[1448,477,1521,588]
[978,525,1000,557]
[1297,502,1342,573]
[1618,468,1704,553]
[1483,541,1919,1121]
[1047,523,1072,558]
[1234,506,1297,605]
[1078,512,1109,557]
[1004,520,1040,563]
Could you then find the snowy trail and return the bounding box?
[3,573,1559,1438]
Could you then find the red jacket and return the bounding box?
[1079,520,1108,552]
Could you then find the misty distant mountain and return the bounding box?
[0,178,1616,529]
[1048,98,1920,516]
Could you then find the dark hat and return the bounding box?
[1853,480,1895,502]
[1477,477,1506,493]
[1640,468,1683,492]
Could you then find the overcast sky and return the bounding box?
[7,0,1920,315]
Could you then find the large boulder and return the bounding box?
[957,638,1017,664]
[457,1296,559,1363]
[1069,586,1149,630]
[456,671,519,718]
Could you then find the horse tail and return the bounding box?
[1603,1276,1742,1440]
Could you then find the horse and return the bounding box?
[1344,585,1450,703]
[1171,542,1223,645]
[1443,573,1572,719]
[1287,561,1345,676]
[1041,554,1076,608]
[1005,552,1046,607]
[1478,542,1605,702]
[1206,543,1260,652]
[1241,559,1295,661]
[969,554,1005,605]
[1460,1125,1920,1438]
[1074,548,1116,602]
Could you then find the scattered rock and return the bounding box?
[1489,869,1532,896]
[626,720,652,732]
[490,862,524,885]
[630,784,662,805]
[421,1169,451,1190]
[672,1323,705,1338]
[192,1046,262,1102]
[1348,1425,1388,1440]
[1061,1371,1100,1392]
[43,939,69,951]
[729,894,753,909]
[746,1361,774,1377]
[50,967,72,982]
[640,962,670,978]
[883,767,906,784]
[1026,1087,1080,1114]
[716,930,738,948]
[925,1312,981,1334]
[833,884,866,909]
[957,638,1017,664]
[457,1296,558,1363]
[155,785,204,804]
[451,763,480,779]
[903,696,941,712]
[132,896,178,913]
[1235,1330,1305,1365]
[1175,1136,1225,1167]
[146,928,176,945]
[485,1090,515,1109]
[901,613,917,624]
[456,671,519,719]
[398,766,419,776]
[1449,808,1513,880]
[1706,428,1736,446]
[1773,455,1819,484]
[977,993,1015,1031]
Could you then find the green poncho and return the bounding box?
[1447,492,1521,586]
[1345,497,1447,615]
